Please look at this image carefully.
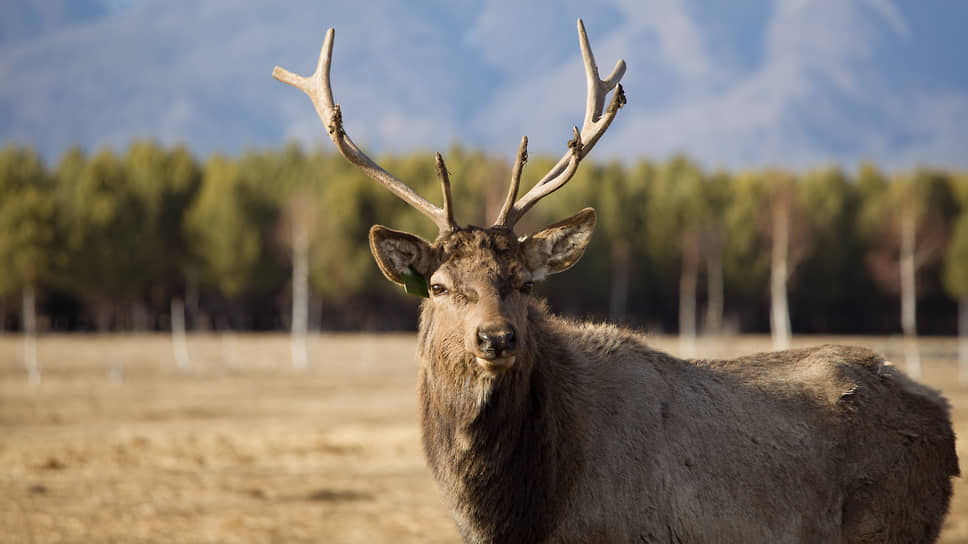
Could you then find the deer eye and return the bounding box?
[519,281,534,294]
[430,284,448,296]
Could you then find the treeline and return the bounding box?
[1,141,967,337]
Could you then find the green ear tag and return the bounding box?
[401,265,430,298]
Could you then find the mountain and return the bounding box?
[1,0,966,170]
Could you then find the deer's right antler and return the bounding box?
[273,29,458,236]
[495,19,627,230]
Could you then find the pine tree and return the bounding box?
[0,145,57,383]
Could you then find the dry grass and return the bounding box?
[0,333,965,543]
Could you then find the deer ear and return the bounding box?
[521,208,596,280]
[369,225,435,285]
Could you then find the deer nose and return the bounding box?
[476,324,517,359]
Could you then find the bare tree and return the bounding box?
[701,170,730,339]
[170,297,191,371]
[898,203,921,376]
[764,172,813,350]
[22,285,40,385]
[679,230,701,357]
[864,171,951,378]
[702,226,724,334]
[284,194,317,370]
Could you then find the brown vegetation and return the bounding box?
[0,334,965,543]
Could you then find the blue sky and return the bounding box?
[2,0,966,171]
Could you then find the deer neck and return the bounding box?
[415,303,581,542]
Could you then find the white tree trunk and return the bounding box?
[900,208,920,378]
[171,298,191,371]
[958,295,968,386]
[22,285,40,385]
[291,220,310,370]
[770,203,792,351]
[679,236,699,359]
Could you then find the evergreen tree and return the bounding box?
[943,173,968,383]
[0,145,57,383]
[61,148,149,330]
[186,151,287,329]
[123,140,201,364]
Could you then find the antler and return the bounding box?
[273,28,458,235]
[495,19,627,229]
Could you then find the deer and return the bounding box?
[273,19,959,543]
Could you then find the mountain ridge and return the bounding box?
[1,0,965,171]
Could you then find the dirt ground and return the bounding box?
[1,333,967,543]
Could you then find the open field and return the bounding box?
[1,333,967,543]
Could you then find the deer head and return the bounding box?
[274,19,625,375]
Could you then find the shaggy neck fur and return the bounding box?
[416,302,583,543]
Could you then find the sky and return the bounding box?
[1,0,966,171]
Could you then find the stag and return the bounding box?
[274,20,958,543]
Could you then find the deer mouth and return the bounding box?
[475,355,516,376]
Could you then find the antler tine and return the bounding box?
[497,18,626,229]
[435,152,458,232]
[273,28,455,235]
[495,136,529,227]
[578,18,626,151]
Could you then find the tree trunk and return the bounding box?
[22,285,40,385]
[900,208,920,378]
[218,316,239,368]
[291,217,310,370]
[770,202,792,350]
[958,294,968,386]
[310,293,323,333]
[608,241,630,321]
[131,300,150,331]
[185,276,199,330]
[679,234,699,358]
[704,236,724,335]
[95,299,112,333]
[171,298,191,371]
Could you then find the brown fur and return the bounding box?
[373,222,958,544]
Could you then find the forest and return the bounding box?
[1,140,967,342]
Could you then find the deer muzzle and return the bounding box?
[474,323,517,375]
